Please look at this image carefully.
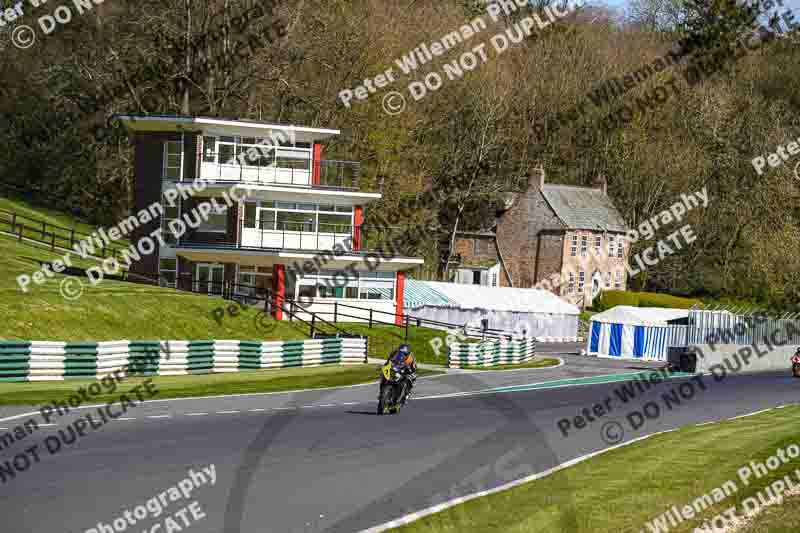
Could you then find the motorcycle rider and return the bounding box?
[387,344,418,403]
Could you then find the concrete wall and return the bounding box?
[690,343,797,374]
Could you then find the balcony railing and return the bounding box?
[198,152,361,189]
[178,222,411,255]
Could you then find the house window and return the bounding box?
[608,235,616,257]
[161,193,180,245]
[580,236,587,257]
[615,271,623,289]
[571,235,577,257]
[579,271,585,292]
[492,272,498,287]
[197,203,228,233]
[474,239,492,256]
[595,235,602,255]
[568,272,575,294]
[617,240,624,258]
[164,141,183,180]
[606,272,612,288]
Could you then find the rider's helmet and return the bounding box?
[398,344,411,355]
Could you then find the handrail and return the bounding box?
[0,208,126,260]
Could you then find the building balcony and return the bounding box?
[199,152,361,190]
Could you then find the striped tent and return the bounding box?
[587,306,689,361]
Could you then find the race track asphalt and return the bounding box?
[0,348,797,533]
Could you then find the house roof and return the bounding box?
[541,184,628,232]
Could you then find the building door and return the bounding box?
[472,270,482,285]
[196,264,224,295]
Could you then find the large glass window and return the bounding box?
[197,203,227,233]
[202,135,310,169]
[164,141,183,180]
[159,258,177,288]
[294,270,395,301]
[161,193,180,245]
[250,202,354,233]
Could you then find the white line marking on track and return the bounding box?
[273,407,295,410]
[117,418,136,421]
[39,423,57,427]
[185,413,209,416]
[341,402,360,406]
[217,410,241,414]
[0,428,8,430]
[729,408,772,420]
[248,409,266,412]
[696,421,716,426]
[146,415,170,419]
[318,404,336,407]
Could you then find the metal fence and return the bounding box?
[684,310,800,346]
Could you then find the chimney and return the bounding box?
[529,165,545,190]
[592,174,607,196]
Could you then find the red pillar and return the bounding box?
[353,205,363,251]
[272,264,286,320]
[395,271,405,326]
[312,144,322,185]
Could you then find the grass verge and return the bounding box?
[458,358,561,371]
[0,365,443,406]
[396,405,800,533]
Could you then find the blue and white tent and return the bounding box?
[587,306,689,361]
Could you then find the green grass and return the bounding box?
[737,494,800,532]
[397,405,800,533]
[0,365,443,406]
[458,357,561,370]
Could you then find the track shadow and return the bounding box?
[346,410,379,416]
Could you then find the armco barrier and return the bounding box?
[0,338,368,381]
[447,338,536,368]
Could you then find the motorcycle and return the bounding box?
[377,362,415,415]
[792,351,800,378]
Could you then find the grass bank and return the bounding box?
[396,405,800,533]
[0,365,443,406]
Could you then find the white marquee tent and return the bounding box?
[587,306,689,361]
[404,280,580,339]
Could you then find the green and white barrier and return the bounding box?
[447,338,536,368]
[0,338,368,381]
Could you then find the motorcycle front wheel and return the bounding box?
[377,384,393,415]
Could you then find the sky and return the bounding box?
[599,0,800,23]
